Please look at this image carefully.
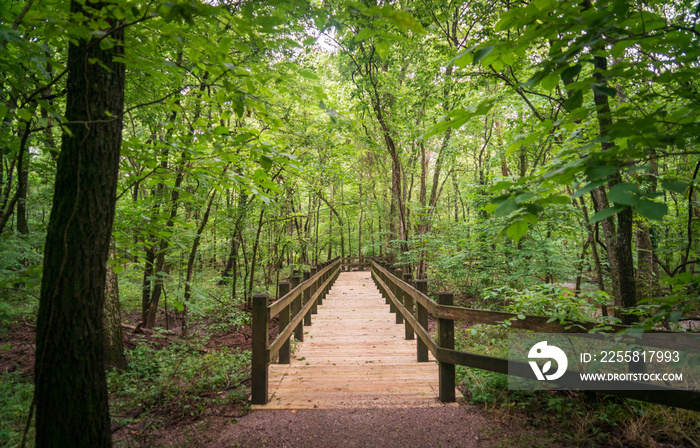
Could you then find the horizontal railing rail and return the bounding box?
[369,259,700,411]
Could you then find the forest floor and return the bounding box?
[1,318,565,448]
[3,308,696,447]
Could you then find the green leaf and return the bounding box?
[260,155,273,171]
[113,264,124,275]
[448,47,475,68]
[0,104,8,122]
[515,192,538,203]
[506,220,528,242]
[636,199,667,221]
[17,109,32,122]
[525,203,544,215]
[607,182,640,206]
[523,213,539,224]
[473,45,495,65]
[213,126,229,135]
[573,179,607,198]
[561,64,582,82]
[589,205,626,224]
[585,164,618,180]
[99,38,114,50]
[541,73,559,91]
[592,83,617,97]
[495,197,518,217]
[488,180,515,192]
[544,195,571,205]
[299,69,319,80]
[660,179,687,194]
[563,90,583,111]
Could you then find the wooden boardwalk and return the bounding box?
[253,271,459,410]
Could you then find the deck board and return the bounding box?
[253,271,460,410]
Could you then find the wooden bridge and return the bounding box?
[250,258,700,411]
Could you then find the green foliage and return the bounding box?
[0,372,34,447]
[638,272,700,330]
[455,324,700,446]
[195,300,250,335]
[108,337,250,415]
[496,284,610,322]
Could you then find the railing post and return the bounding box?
[437,292,455,402]
[388,266,397,313]
[318,262,326,305]
[318,261,331,305]
[415,280,429,362]
[310,266,318,314]
[382,262,394,306]
[403,272,414,340]
[374,263,381,293]
[324,262,332,297]
[303,270,312,326]
[277,282,291,364]
[393,268,404,324]
[251,293,269,404]
[291,275,303,342]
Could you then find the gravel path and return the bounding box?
[202,405,531,448]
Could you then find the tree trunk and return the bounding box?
[219,191,248,284]
[104,238,127,370]
[247,207,265,309]
[35,2,125,445]
[635,220,656,301]
[144,158,185,327]
[16,124,29,234]
[181,189,217,336]
[590,53,637,323]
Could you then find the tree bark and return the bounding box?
[35,2,125,445]
[181,189,217,336]
[247,207,265,309]
[591,53,637,323]
[16,123,29,234]
[104,238,127,370]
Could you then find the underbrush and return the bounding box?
[481,284,610,321]
[457,324,700,447]
[0,371,34,447]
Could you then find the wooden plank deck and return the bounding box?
[253,271,460,410]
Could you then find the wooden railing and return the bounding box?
[251,257,342,404]
[369,259,700,411]
[341,256,369,271]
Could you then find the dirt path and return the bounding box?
[163,405,551,448]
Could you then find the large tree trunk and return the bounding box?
[35,2,125,445]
